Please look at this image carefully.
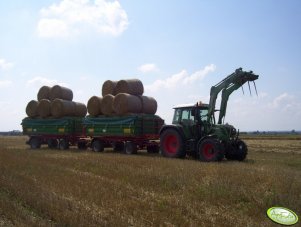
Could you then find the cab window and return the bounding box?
[181,109,194,124]
[172,109,181,123]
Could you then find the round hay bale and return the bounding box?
[26,100,39,118]
[115,79,144,95]
[101,94,115,115]
[51,99,76,118]
[140,96,157,115]
[74,102,87,117]
[113,93,142,115]
[37,99,51,118]
[102,80,118,96]
[49,85,73,101]
[87,96,102,116]
[37,86,51,101]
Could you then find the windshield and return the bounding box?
[199,109,208,121]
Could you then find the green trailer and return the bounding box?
[21,117,87,149]
[83,114,164,154]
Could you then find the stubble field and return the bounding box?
[0,135,300,226]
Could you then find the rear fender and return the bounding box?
[159,125,186,140]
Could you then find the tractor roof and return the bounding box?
[173,102,209,109]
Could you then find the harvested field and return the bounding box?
[0,136,300,226]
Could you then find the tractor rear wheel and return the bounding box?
[225,139,247,161]
[198,138,224,162]
[160,128,185,158]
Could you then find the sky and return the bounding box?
[0,0,301,131]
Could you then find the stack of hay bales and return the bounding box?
[87,79,157,117]
[25,85,87,119]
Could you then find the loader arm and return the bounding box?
[207,68,259,123]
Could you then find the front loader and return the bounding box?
[160,68,259,162]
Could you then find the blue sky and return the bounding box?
[0,0,301,131]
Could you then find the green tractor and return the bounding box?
[160,68,259,162]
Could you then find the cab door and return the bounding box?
[179,109,196,139]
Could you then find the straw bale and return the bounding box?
[37,86,51,101]
[102,80,118,96]
[101,94,115,115]
[115,79,144,95]
[87,96,103,117]
[37,99,51,118]
[113,93,142,115]
[51,99,76,118]
[50,85,73,101]
[74,102,87,117]
[140,96,157,115]
[26,100,39,118]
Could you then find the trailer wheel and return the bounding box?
[77,141,87,150]
[147,144,159,153]
[59,139,69,150]
[113,142,124,152]
[125,141,137,154]
[92,140,104,152]
[198,138,224,162]
[160,128,185,158]
[30,137,41,149]
[48,139,58,149]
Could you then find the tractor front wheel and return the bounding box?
[225,139,248,161]
[160,128,185,158]
[198,138,224,162]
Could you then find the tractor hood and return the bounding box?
[209,123,237,141]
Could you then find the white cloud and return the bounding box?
[138,63,159,73]
[145,64,216,93]
[0,80,12,88]
[0,58,14,70]
[269,93,293,109]
[26,76,62,88]
[37,0,129,38]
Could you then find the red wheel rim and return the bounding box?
[203,143,215,159]
[163,134,179,154]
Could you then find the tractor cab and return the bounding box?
[171,102,209,140]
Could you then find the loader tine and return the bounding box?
[248,81,252,96]
[253,81,258,96]
[241,85,245,95]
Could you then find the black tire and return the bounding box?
[48,139,58,149]
[77,141,87,150]
[147,144,160,153]
[113,142,124,152]
[59,139,69,150]
[30,137,41,149]
[160,128,185,158]
[91,140,104,152]
[198,138,224,162]
[125,141,137,154]
[225,139,247,161]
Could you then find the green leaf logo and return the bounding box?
[267,207,298,225]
